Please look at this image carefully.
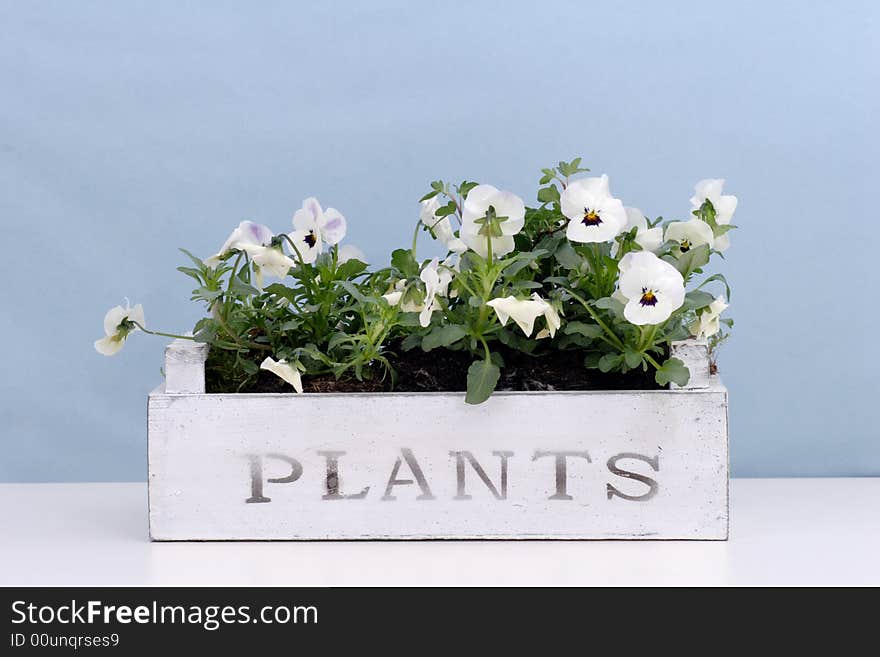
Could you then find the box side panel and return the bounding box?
[148,389,729,540]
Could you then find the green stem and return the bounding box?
[639,324,658,352]
[411,220,421,260]
[564,288,626,351]
[131,322,195,342]
[223,252,245,314]
[280,233,308,268]
[212,314,272,352]
[479,336,491,360]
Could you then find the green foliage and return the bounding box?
[654,358,690,387]
[465,359,501,405]
[168,155,734,403]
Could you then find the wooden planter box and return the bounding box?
[148,339,728,541]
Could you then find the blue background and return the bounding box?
[1,1,877,481]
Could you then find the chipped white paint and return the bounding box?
[163,339,209,394]
[149,340,728,541]
[670,339,711,390]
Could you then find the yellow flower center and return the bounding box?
[680,239,692,252]
[639,288,658,307]
[303,231,317,248]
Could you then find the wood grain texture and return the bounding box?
[149,341,729,541]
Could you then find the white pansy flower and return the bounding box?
[561,175,628,244]
[260,357,304,394]
[690,179,737,252]
[289,197,348,264]
[338,244,367,264]
[239,243,297,288]
[612,207,664,255]
[664,218,715,254]
[415,258,452,327]
[617,251,686,325]
[420,198,467,254]
[486,294,554,338]
[689,296,729,339]
[205,221,274,267]
[382,280,406,307]
[382,279,425,313]
[382,291,404,306]
[460,184,525,259]
[535,295,563,339]
[94,303,145,356]
[442,254,460,298]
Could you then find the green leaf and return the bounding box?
[696,273,732,300]
[176,266,203,283]
[683,290,715,311]
[396,312,423,327]
[502,249,547,276]
[419,190,439,202]
[511,280,543,290]
[459,181,479,198]
[554,241,582,269]
[465,359,500,405]
[537,185,561,205]
[422,324,468,352]
[594,296,625,317]
[598,353,622,373]
[228,277,260,297]
[338,280,367,302]
[435,201,458,217]
[671,244,711,278]
[335,258,368,280]
[191,287,222,302]
[179,248,207,269]
[654,357,690,387]
[624,349,643,369]
[563,321,603,339]
[391,248,419,277]
[239,358,259,375]
[265,283,299,304]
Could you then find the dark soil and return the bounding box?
[207,342,663,394]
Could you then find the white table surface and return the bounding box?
[1,479,877,586]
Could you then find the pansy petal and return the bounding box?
[338,244,367,264]
[260,357,304,394]
[103,305,128,336]
[636,226,664,253]
[490,191,526,235]
[714,195,738,224]
[624,207,648,231]
[288,230,321,263]
[94,335,124,356]
[129,304,145,328]
[319,207,347,245]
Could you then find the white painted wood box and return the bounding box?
[148,339,728,541]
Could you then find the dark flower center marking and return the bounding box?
[680,239,692,252]
[639,288,658,307]
[582,208,602,226]
[303,231,317,248]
